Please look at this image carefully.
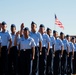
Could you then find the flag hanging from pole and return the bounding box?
[55,14,64,29]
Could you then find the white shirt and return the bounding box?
[18,36,36,50]
[30,32,43,46]
[55,38,64,51]
[0,30,11,46]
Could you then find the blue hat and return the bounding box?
[24,27,29,31]
[53,30,57,34]
[40,24,45,28]
[31,21,36,25]
[66,35,70,38]
[46,28,51,31]
[71,37,75,40]
[60,32,64,35]
[11,24,16,28]
[2,21,7,25]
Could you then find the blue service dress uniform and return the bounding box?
[67,42,74,74]
[54,37,64,75]
[18,36,36,75]
[8,33,19,75]
[30,31,42,75]
[0,36,2,75]
[39,33,50,75]
[73,43,76,74]
[46,35,55,75]
[61,39,69,74]
[0,30,12,75]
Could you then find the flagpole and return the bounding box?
[54,14,56,31]
[54,23,56,30]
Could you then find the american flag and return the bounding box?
[55,14,64,29]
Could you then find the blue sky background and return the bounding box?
[0,0,76,35]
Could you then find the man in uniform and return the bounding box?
[39,24,50,75]
[46,28,55,75]
[0,23,2,74]
[60,32,70,75]
[30,21,42,75]
[53,31,64,75]
[71,37,76,75]
[15,27,35,75]
[0,23,2,31]
[9,24,18,75]
[66,35,74,75]
[17,23,25,75]
[0,21,12,75]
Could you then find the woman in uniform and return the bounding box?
[14,27,35,75]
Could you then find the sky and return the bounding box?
[0,0,76,35]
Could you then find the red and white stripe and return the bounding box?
[55,17,64,29]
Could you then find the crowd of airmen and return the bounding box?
[0,21,76,75]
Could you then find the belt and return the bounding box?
[42,47,46,48]
[35,46,39,48]
[21,49,31,51]
[21,49,26,51]
[55,50,61,51]
[2,46,7,47]
[11,46,16,47]
[50,48,53,49]
[1,46,7,48]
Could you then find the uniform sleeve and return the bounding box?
[31,38,36,48]
[0,33,2,44]
[74,44,76,51]
[17,37,21,45]
[72,43,75,50]
[0,35,2,43]
[38,32,43,42]
[46,34,50,43]
[29,32,31,36]
[17,35,20,43]
[59,39,64,46]
[52,37,55,45]
[66,40,70,47]
[8,32,12,40]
